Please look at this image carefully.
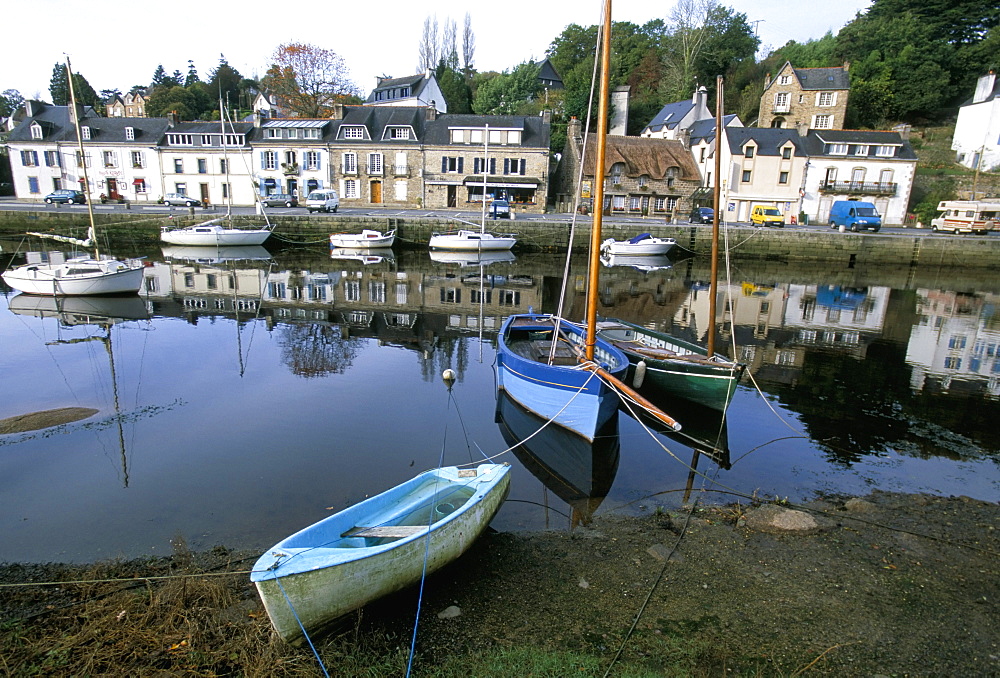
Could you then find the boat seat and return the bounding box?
[341,525,428,539]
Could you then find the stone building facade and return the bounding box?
[758,62,850,131]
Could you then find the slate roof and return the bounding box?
[688,114,740,145]
[7,103,169,143]
[804,130,917,160]
[333,106,428,142]
[365,73,432,104]
[726,128,808,156]
[793,66,850,91]
[537,58,563,89]
[644,99,696,133]
[962,76,1000,106]
[581,134,700,180]
[424,113,550,149]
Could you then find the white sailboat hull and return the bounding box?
[2,258,145,296]
[429,229,516,251]
[161,224,271,246]
[600,237,676,256]
[329,229,396,249]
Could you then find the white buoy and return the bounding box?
[632,360,647,388]
[442,369,456,387]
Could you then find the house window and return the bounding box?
[813,115,833,129]
[879,169,894,185]
[629,196,641,211]
[219,158,228,174]
[876,146,895,157]
[20,150,38,166]
[131,151,144,168]
[508,130,521,144]
[817,92,836,106]
[222,183,230,199]
[30,124,42,139]
[175,182,187,195]
[44,150,61,167]
[774,92,789,112]
[103,151,116,167]
[638,174,648,187]
[81,126,90,140]
[287,129,298,140]
[125,127,134,140]
[201,134,212,145]
[778,171,789,184]
[825,167,837,183]
[266,128,281,138]
[653,197,666,212]
[344,178,358,199]
[610,162,624,185]
[75,150,90,167]
[168,134,193,145]
[470,129,483,144]
[851,168,865,185]
[174,158,183,173]
[829,144,848,155]
[441,287,461,304]
[502,158,524,175]
[779,75,791,85]
[343,152,357,174]
[261,151,277,170]
[451,129,465,143]
[399,87,409,97]
[744,146,755,158]
[134,179,147,194]
[473,157,497,174]
[28,176,39,193]
[854,145,869,156]
[390,127,410,139]
[225,134,243,146]
[741,170,751,183]
[305,151,320,170]
[611,195,626,210]
[489,129,503,144]
[342,126,365,139]
[303,128,320,139]
[368,153,383,175]
[442,156,462,173]
[197,158,207,174]
[781,147,792,159]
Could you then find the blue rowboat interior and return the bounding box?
[251,463,511,644]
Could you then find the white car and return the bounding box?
[306,189,339,213]
[163,193,201,207]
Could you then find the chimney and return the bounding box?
[796,121,809,137]
[425,105,437,121]
[568,116,582,142]
[541,109,552,124]
[973,72,996,104]
[843,61,850,72]
[69,103,85,127]
[681,126,692,147]
[330,103,345,120]
[892,123,912,141]
[167,111,178,127]
[24,100,39,117]
[764,73,771,88]
[425,69,432,79]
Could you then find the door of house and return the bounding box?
[371,180,382,204]
[447,185,457,207]
[200,183,210,206]
[107,178,120,200]
[287,179,297,197]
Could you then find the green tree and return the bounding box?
[48,63,98,107]
[435,61,472,113]
[774,32,840,68]
[472,61,540,115]
[0,89,24,117]
[185,60,201,87]
[693,5,760,85]
[147,85,197,119]
[208,55,244,109]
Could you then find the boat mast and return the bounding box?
[707,75,723,358]
[66,55,98,251]
[481,124,489,234]
[585,0,613,362]
[221,94,232,223]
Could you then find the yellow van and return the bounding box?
[750,205,785,227]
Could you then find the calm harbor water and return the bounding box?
[1,242,998,563]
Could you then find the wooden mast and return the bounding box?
[707,75,723,358]
[585,0,613,362]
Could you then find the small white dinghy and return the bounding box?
[251,463,511,644]
[600,233,676,256]
[329,229,396,249]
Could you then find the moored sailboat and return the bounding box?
[2,57,145,297]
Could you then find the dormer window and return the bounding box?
[744,145,755,158]
[125,126,135,140]
[508,130,521,144]
[876,146,896,157]
[781,146,792,159]
[779,75,791,85]
[342,126,366,139]
[81,126,91,140]
[389,127,411,140]
[829,144,848,155]
[30,123,43,140]
[266,128,281,138]
[610,162,624,185]
[854,145,869,156]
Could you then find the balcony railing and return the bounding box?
[772,107,790,115]
[392,164,409,176]
[819,180,897,196]
[281,163,299,176]
[364,163,383,176]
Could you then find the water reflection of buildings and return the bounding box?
[906,290,1000,397]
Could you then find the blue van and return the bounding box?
[829,200,881,232]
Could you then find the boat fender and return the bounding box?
[632,360,647,388]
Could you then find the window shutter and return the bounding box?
[458,157,464,173]
[490,158,496,174]
[503,158,510,175]
[831,92,837,106]
[315,153,321,169]
[260,152,265,169]
[519,159,525,175]
[441,157,448,173]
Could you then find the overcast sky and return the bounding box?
[5,0,871,102]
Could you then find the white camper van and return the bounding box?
[930,200,1000,234]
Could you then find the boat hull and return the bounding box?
[597,318,745,411]
[601,237,675,256]
[2,259,145,296]
[251,464,510,645]
[496,314,628,442]
[329,230,395,248]
[429,230,516,251]
[160,225,271,246]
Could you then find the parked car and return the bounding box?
[490,199,511,219]
[829,200,881,232]
[163,193,201,207]
[689,206,714,224]
[44,189,86,205]
[750,205,785,228]
[262,193,298,208]
[306,189,340,213]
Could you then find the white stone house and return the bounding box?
[365,72,447,114]
[157,118,258,206]
[952,72,1000,172]
[800,129,917,225]
[719,127,810,223]
[253,118,335,199]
